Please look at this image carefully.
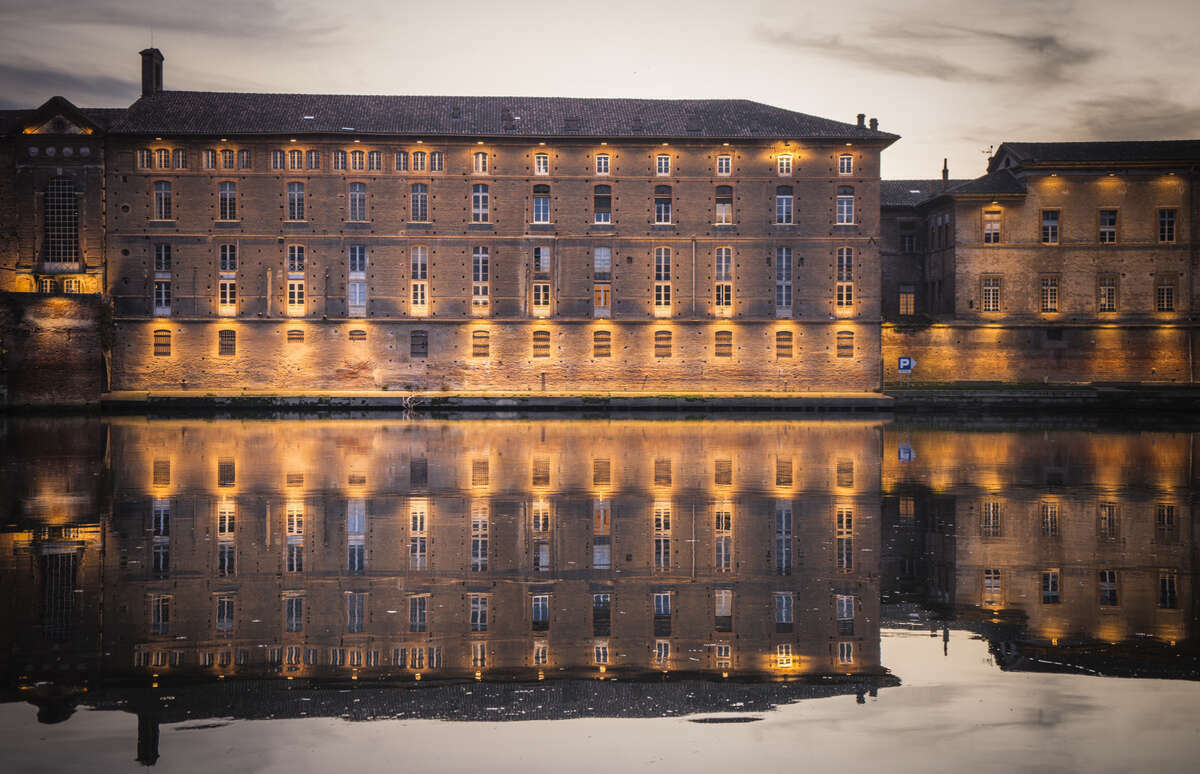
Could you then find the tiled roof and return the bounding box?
[0,106,127,135]
[109,91,900,142]
[992,140,1200,170]
[881,179,969,207]
[941,169,1027,198]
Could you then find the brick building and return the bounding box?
[880,144,1200,385]
[2,48,893,395]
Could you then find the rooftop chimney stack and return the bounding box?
[942,158,949,181]
[868,117,878,131]
[856,113,866,128]
[140,48,164,97]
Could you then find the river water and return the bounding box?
[1,415,1197,772]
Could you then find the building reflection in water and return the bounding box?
[1,417,1197,762]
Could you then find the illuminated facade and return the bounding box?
[880,144,1200,384]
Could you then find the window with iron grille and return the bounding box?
[42,177,78,262]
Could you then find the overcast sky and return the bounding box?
[2,0,1197,178]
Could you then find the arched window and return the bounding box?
[305,150,320,170]
[368,151,381,171]
[532,184,551,223]
[173,149,188,169]
[714,330,733,357]
[472,183,490,222]
[153,329,171,357]
[654,330,672,358]
[43,176,78,262]
[412,151,427,171]
[775,330,793,358]
[836,330,854,358]
[654,185,672,224]
[593,330,612,358]
[593,185,611,224]
[395,150,408,171]
[532,330,551,358]
[286,182,305,220]
[715,185,733,224]
[348,182,367,221]
[218,181,236,220]
[474,151,489,173]
[350,150,365,170]
[332,150,347,170]
[471,330,490,358]
[153,181,172,220]
[288,149,303,170]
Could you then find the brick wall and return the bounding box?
[0,292,106,405]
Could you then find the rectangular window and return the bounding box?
[347,592,366,633]
[532,329,551,357]
[287,281,304,313]
[151,595,171,636]
[429,151,444,171]
[593,500,612,570]
[983,568,1002,606]
[410,183,428,221]
[1042,570,1061,604]
[409,596,427,632]
[775,188,793,224]
[216,596,235,634]
[1156,279,1176,312]
[532,595,549,630]
[218,280,237,314]
[532,282,551,311]
[839,154,853,175]
[1157,504,1179,544]
[218,329,236,356]
[286,182,305,220]
[775,330,793,359]
[654,330,672,358]
[1041,276,1059,313]
[836,330,854,358]
[1099,503,1119,540]
[593,330,611,358]
[836,190,854,224]
[1159,208,1177,243]
[173,149,187,169]
[656,154,670,175]
[982,501,1001,537]
[716,154,731,175]
[714,589,733,632]
[836,508,853,570]
[153,181,172,220]
[1160,572,1179,609]
[777,155,792,175]
[899,284,915,316]
[471,330,489,357]
[218,181,237,220]
[774,592,794,632]
[1099,209,1118,244]
[777,643,793,668]
[982,209,1002,243]
[654,186,672,224]
[289,149,303,170]
[714,247,733,310]
[368,150,381,171]
[1041,209,1059,244]
[982,276,1001,312]
[533,153,548,175]
[472,183,490,222]
[836,247,853,307]
[595,154,610,175]
[286,597,304,632]
[1097,275,1118,312]
[348,182,367,221]
[533,185,551,223]
[153,281,171,315]
[471,246,490,309]
[837,595,855,636]
[775,246,793,314]
[714,330,733,357]
[470,508,489,571]
[1099,570,1118,607]
[270,150,285,170]
[137,148,153,169]
[594,247,612,317]
[469,594,488,631]
[1041,502,1059,537]
[654,247,671,312]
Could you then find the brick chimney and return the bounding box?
[941,158,949,191]
[856,113,865,128]
[140,48,164,97]
[868,117,878,131]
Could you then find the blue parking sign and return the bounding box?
[897,357,915,374]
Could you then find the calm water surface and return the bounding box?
[1,415,1197,772]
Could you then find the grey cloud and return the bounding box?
[0,61,139,106]
[1066,94,1200,140]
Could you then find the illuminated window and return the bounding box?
[982,501,1001,537]
[593,501,612,570]
[394,150,408,171]
[287,280,304,312]
[983,568,1002,605]
[1159,208,1177,242]
[593,330,611,358]
[60,278,80,294]
[836,508,853,570]
[1040,502,1059,537]
[654,185,672,224]
[775,330,793,359]
[287,329,303,343]
[471,330,489,358]
[651,247,672,311]
[777,154,792,175]
[714,330,733,357]
[594,246,612,318]
[410,245,428,314]
[286,182,305,220]
[594,641,610,664]
[288,149,303,170]
[348,182,367,221]
[656,154,670,175]
[836,330,853,358]
[348,329,366,342]
[899,496,914,518]
[983,209,1001,243]
[153,274,172,316]
[472,246,490,308]
[410,330,428,358]
[304,149,319,170]
[899,284,915,316]
[1040,276,1059,313]
[411,151,426,171]
[270,150,285,170]
[715,246,732,309]
[1042,570,1061,604]
[533,152,548,175]
[532,283,550,310]
[654,329,672,358]
[532,184,551,223]
[1156,278,1176,312]
[467,150,487,174]
[349,150,364,170]
[595,153,610,175]
[836,247,853,307]
[836,186,854,224]
[1096,275,1118,312]
[593,185,612,223]
[714,185,733,224]
[532,329,551,358]
[153,329,171,356]
[775,185,793,224]
[838,153,853,175]
[1099,570,1118,606]
[1041,209,1059,243]
[1099,209,1118,243]
[470,508,489,571]
[654,592,671,637]
[776,643,793,668]
[410,183,428,221]
[153,180,172,220]
[43,177,79,262]
[716,154,731,175]
[654,640,670,665]
[714,459,732,485]
[982,276,1001,312]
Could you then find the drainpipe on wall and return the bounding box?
[691,238,697,317]
[266,268,272,317]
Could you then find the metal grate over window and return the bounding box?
[43,177,79,262]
